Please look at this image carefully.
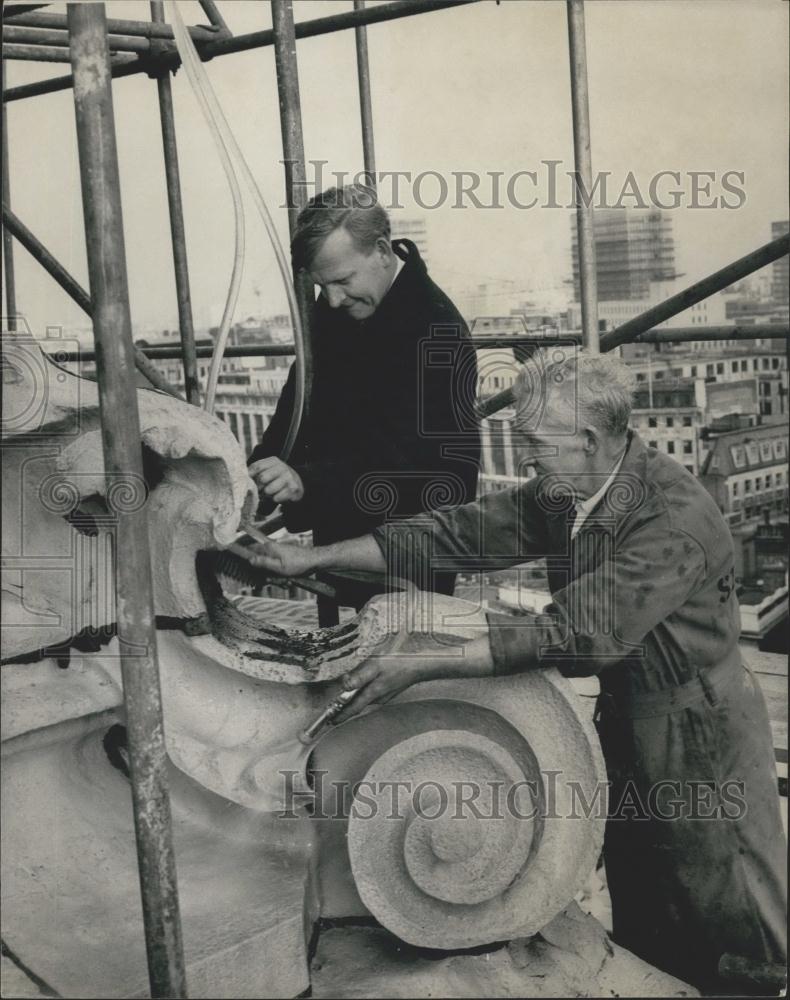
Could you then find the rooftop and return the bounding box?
[700,421,789,477]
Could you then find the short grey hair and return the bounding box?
[291,184,391,271]
[514,348,636,437]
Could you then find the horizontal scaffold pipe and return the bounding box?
[599,235,789,352]
[2,42,74,62]
[3,0,481,102]
[44,324,788,365]
[3,24,155,53]
[2,10,220,42]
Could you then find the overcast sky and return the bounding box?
[3,0,788,338]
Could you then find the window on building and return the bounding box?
[755,476,762,491]
[753,359,759,371]
[762,358,770,369]
[765,474,772,488]
[732,481,739,496]
[683,416,692,427]
[772,357,780,369]
[744,479,752,493]
[740,360,748,372]
[242,414,253,454]
[666,417,674,428]
[683,441,693,454]
[255,414,264,438]
[685,465,694,473]
[716,363,724,374]
[636,373,645,382]
[228,412,239,439]
[648,417,657,428]
[690,366,697,377]
[706,364,714,377]
[649,441,657,449]
[731,361,738,373]
[667,441,675,454]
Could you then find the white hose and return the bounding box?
[165,1,306,453]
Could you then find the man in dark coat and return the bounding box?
[248,184,480,604]
[246,349,786,992]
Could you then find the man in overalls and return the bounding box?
[245,349,787,991]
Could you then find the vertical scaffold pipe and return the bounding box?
[271,0,314,429]
[566,0,599,353]
[151,0,201,405]
[2,61,18,330]
[354,0,376,188]
[66,5,188,997]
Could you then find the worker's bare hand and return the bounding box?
[249,456,304,504]
[332,630,494,723]
[230,538,316,578]
[333,634,456,722]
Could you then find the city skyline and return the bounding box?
[3,0,788,337]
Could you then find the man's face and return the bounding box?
[308,228,393,321]
[515,396,590,481]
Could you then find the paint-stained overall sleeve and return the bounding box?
[371,482,548,588]
[486,511,709,678]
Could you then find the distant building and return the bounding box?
[771,220,789,306]
[571,208,676,302]
[390,216,429,265]
[724,297,788,326]
[595,285,729,343]
[137,319,293,455]
[700,422,788,530]
[625,345,788,421]
[700,420,790,643]
[631,377,765,476]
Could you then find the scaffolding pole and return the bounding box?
[47,325,789,365]
[151,0,201,405]
[600,235,790,352]
[566,0,599,353]
[4,1,480,102]
[67,5,188,997]
[4,24,154,53]
[1,204,185,398]
[354,0,377,187]
[1,61,17,330]
[198,0,230,34]
[272,0,314,419]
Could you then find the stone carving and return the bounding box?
[2,336,256,660]
[1,339,689,997]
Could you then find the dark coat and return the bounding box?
[249,239,480,546]
[374,431,787,988]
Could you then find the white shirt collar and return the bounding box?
[387,252,405,292]
[571,450,627,536]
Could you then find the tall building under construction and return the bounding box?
[571,208,676,301]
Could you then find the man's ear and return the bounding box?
[375,236,392,263]
[583,426,600,455]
